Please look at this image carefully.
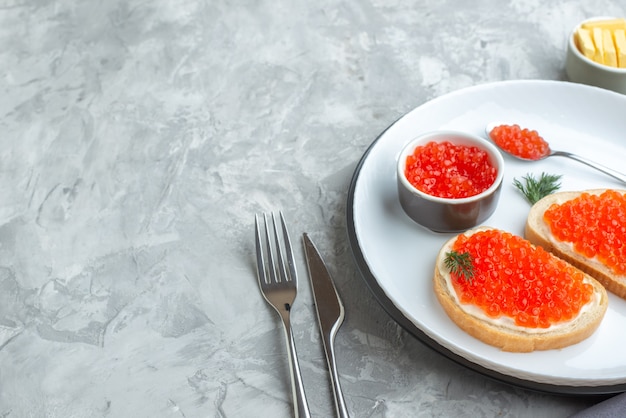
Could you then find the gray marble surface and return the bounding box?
[1,0,625,417]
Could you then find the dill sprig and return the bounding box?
[513,172,562,205]
[444,251,474,282]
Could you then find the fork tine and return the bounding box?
[263,213,279,284]
[279,211,296,284]
[272,212,290,284]
[254,214,267,285]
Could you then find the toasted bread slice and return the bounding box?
[434,227,608,352]
[525,189,626,299]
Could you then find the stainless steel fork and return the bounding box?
[255,212,311,418]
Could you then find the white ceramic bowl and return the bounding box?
[396,130,504,233]
[565,17,626,95]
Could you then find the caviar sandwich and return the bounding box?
[526,189,626,300]
[434,227,608,352]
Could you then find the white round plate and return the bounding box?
[347,80,626,394]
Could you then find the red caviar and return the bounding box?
[489,124,550,160]
[544,190,626,276]
[451,230,593,328]
[404,141,497,199]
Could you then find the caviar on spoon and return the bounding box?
[486,123,626,185]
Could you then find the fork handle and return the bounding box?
[281,316,311,418]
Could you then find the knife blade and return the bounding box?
[303,233,349,418]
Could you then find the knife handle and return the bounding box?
[324,333,349,418]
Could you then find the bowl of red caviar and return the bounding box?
[397,130,504,232]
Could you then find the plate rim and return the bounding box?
[346,79,626,395]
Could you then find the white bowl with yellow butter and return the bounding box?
[565,17,626,94]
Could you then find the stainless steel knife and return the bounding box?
[303,233,349,418]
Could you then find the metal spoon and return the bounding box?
[486,122,626,185]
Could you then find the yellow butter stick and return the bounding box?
[575,28,596,59]
[615,29,626,68]
[603,29,618,66]
[582,18,626,32]
[592,27,605,63]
